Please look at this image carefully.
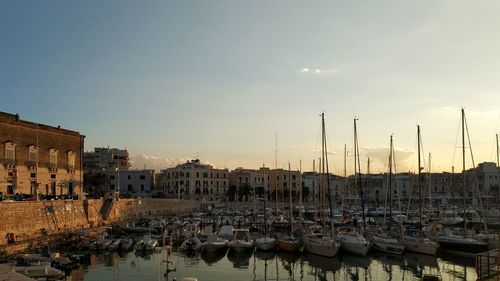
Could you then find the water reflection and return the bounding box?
[201,250,227,265]
[254,249,276,261]
[227,249,253,268]
[70,249,478,281]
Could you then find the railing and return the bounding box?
[476,249,500,280]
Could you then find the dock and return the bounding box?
[0,265,34,281]
[476,249,500,280]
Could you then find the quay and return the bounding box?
[0,264,35,281]
[0,198,200,255]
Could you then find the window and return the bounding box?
[28,145,38,163]
[110,175,115,180]
[141,184,144,191]
[67,151,76,169]
[128,184,132,191]
[4,142,15,162]
[128,175,131,180]
[140,175,145,180]
[49,149,58,166]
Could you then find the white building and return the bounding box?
[105,169,155,196]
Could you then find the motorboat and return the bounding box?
[227,229,254,252]
[134,234,158,251]
[201,234,228,253]
[255,236,276,251]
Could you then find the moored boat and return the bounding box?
[304,233,340,258]
[338,232,371,256]
[371,234,405,255]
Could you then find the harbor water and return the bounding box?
[68,249,478,281]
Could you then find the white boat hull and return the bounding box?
[402,236,438,256]
[255,237,276,251]
[227,240,254,252]
[339,234,371,256]
[304,236,340,257]
[372,236,405,255]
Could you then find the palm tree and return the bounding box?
[302,186,310,202]
[239,183,252,202]
[226,184,237,202]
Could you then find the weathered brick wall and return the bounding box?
[0,198,200,247]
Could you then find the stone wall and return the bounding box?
[0,198,200,249]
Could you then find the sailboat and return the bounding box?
[304,113,340,258]
[437,108,488,256]
[276,163,302,252]
[371,134,405,255]
[402,125,439,256]
[339,124,371,256]
[256,173,276,251]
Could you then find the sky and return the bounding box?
[2,1,500,174]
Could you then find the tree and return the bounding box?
[226,184,237,202]
[239,183,252,202]
[84,172,109,198]
[302,186,310,202]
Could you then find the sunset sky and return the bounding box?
[2,1,500,174]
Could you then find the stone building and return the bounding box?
[229,167,270,200]
[84,147,130,171]
[0,112,84,197]
[157,159,229,201]
[263,168,302,202]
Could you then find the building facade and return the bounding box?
[105,169,155,195]
[0,112,84,197]
[84,147,130,171]
[157,159,229,201]
[229,167,270,200]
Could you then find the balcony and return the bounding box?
[3,158,16,167]
[66,164,75,173]
[25,160,38,171]
[48,163,58,172]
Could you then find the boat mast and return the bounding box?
[417,125,423,230]
[288,162,293,235]
[461,108,467,238]
[497,133,499,167]
[428,153,433,214]
[388,134,393,230]
[343,144,347,213]
[299,160,303,228]
[354,118,366,233]
[322,113,335,232]
[275,132,278,216]
[263,165,268,237]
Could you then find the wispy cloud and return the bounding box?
[299,67,338,76]
[361,148,414,172]
[130,154,214,171]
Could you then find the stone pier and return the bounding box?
[0,198,200,254]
